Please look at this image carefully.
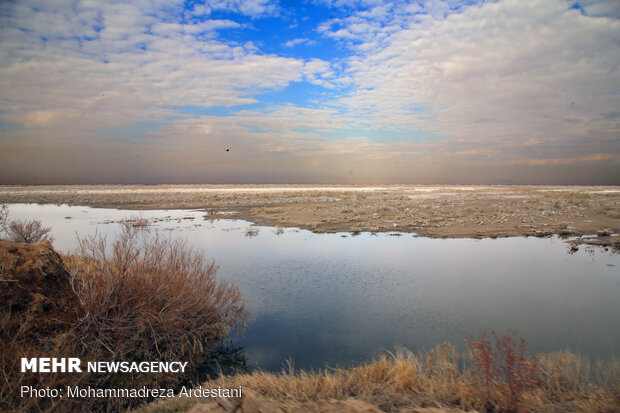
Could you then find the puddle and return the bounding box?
[5,203,620,370]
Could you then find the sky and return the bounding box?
[0,0,619,185]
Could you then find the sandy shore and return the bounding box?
[1,185,619,242]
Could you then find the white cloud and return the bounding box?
[0,0,303,131]
[233,104,358,134]
[283,38,317,48]
[204,0,278,17]
[316,0,478,50]
[302,58,337,87]
[326,0,620,162]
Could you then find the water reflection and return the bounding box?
[6,203,620,370]
[198,341,248,379]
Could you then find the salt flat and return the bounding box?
[1,185,618,242]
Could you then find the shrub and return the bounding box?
[467,330,540,412]
[1,220,246,412]
[5,218,55,244]
[66,221,246,403]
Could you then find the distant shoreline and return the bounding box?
[1,185,619,244]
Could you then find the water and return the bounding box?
[6,203,620,370]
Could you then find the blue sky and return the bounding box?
[0,0,619,184]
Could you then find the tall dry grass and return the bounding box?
[140,345,620,413]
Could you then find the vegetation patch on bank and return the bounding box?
[0,218,246,412]
[138,341,619,413]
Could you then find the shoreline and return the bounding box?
[1,184,619,243]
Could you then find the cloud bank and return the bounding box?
[0,0,618,184]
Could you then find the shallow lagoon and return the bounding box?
[7,203,620,370]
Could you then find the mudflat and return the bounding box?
[1,185,619,239]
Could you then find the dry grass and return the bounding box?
[0,334,86,412]
[0,240,88,412]
[140,345,620,413]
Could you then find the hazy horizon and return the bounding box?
[1,0,619,185]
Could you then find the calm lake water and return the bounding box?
[6,203,620,370]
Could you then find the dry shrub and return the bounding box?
[65,221,246,405]
[467,331,540,412]
[1,221,245,412]
[6,218,55,243]
[0,204,54,244]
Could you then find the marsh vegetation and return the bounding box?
[139,340,620,413]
